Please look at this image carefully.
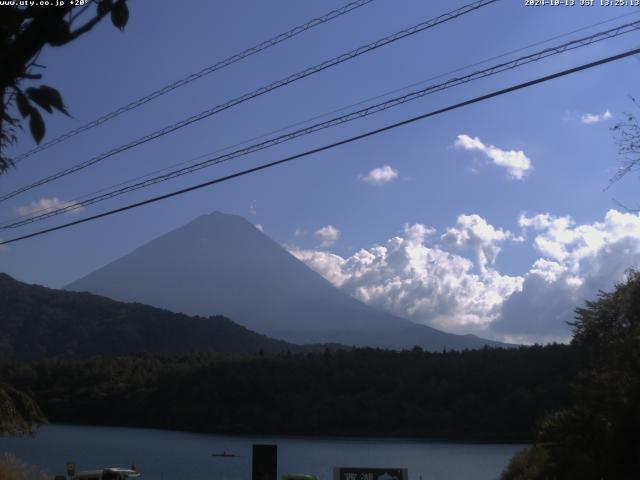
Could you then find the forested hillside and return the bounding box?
[0,273,295,359]
[2,345,576,441]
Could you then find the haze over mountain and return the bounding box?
[67,212,510,350]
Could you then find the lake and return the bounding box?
[0,424,525,480]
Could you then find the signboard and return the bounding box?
[333,468,408,480]
[66,462,76,477]
[252,444,277,480]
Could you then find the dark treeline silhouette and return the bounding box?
[1,344,576,442]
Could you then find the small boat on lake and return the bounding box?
[211,451,240,458]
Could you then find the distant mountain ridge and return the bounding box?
[67,212,511,351]
[0,273,295,360]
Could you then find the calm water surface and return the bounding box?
[0,424,525,480]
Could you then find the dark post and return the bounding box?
[252,444,277,480]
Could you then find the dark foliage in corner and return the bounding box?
[0,0,129,173]
[0,382,46,437]
[501,269,640,479]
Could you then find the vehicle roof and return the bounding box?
[75,469,139,476]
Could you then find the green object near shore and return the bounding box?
[282,475,318,480]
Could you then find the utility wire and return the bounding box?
[1,46,638,246]
[0,0,499,203]
[10,0,376,164]
[3,19,639,229]
[4,8,637,227]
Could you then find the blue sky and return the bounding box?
[2,0,640,342]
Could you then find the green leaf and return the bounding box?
[15,91,31,118]
[97,0,113,17]
[26,87,52,114]
[111,0,129,31]
[26,86,69,116]
[37,85,69,116]
[29,108,45,144]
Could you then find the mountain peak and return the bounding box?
[183,211,251,227]
[67,212,510,351]
[205,210,247,221]
[178,211,263,237]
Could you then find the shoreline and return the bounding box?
[28,422,531,446]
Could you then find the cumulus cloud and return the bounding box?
[288,210,640,344]
[294,228,307,237]
[290,222,523,333]
[255,224,264,232]
[454,134,532,180]
[580,110,612,124]
[441,214,522,273]
[314,225,340,248]
[495,210,640,341]
[16,197,84,217]
[359,165,399,185]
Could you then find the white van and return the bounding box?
[74,468,141,480]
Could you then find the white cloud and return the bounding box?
[294,228,307,237]
[314,225,340,248]
[454,135,485,151]
[495,210,640,340]
[518,213,576,262]
[249,201,257,215]
[441,214,522,273]
[580,110,612,125]
[255,224,264,232]
[16,197,84,217]
[359,165,399,185]
[291,222,523,333]
[289,210,640,344]
[454,134,532,180]
[289,247,349,287]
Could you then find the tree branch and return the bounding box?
[69,2,94,25]
[65,10,110,43]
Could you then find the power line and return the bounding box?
[4,19,636,227]
[4,19,639,229]
[1,46,637,247]
[0,0,499,203]
[9,0,376,164]
[6,6,638,230]
[5,8,636,227]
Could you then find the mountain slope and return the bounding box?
[0,273,295,360]
[67,212,510,350]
